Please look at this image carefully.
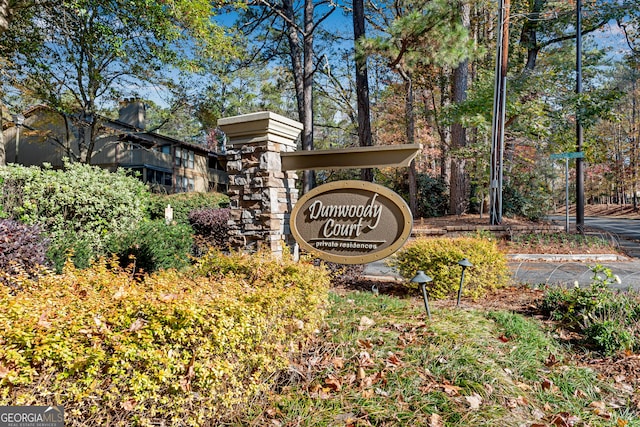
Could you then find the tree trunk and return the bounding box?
[403,73,418,217]
[301,0,315,192]
[0,0,9,33]
[353,0,373,182]
[449,0,470,215]
[0,113,5,166]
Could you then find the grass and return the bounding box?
[235,290,639,426]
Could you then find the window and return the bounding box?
[175,175,195,192]
[175,147,182,167]
[175,146,194,169]
[188,150,194,169]
[161,145,171,155]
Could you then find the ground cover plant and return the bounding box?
[0,250,330,426]
[540,265,640,355]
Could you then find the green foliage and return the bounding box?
[416,174,448,218]
[0,252,330,425]
[148,192,229,225]
[109,220,194,273]
[0,163,149,271]
[540,265,640,355]
[391,236,510,299]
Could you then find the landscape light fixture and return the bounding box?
[457,258,473,307]
[411,270,433,320]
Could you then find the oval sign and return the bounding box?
[290,180,413,264]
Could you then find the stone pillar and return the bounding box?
[218,112,302,256]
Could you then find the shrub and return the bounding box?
[108,220,194,272]
[540,265,640,355]
[0,219,49,284]
[391,236,510,299]
[0,252,330,426]
[416,174,448,218]
[0,162,149,270]
[149,192,229,225]
[188,207,230,251]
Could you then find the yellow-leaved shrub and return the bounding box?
[391,236,510,299]
[0,250,330,426]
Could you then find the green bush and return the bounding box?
[540,265,640,355]
[108,219,194,272]
[0,162,149,270]
[0,252,330,426]
[416,174,448,218]
[148,192,229,225]
[391,236,510,299]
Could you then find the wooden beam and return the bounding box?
[280,144,421,171]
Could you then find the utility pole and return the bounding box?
[489,0,510,225]
[575,0,585,233]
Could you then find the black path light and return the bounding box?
[411,270,433,320]
[457,258,473,307]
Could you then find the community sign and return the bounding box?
[290,180,413,264]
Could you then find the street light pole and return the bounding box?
[575,0,585,233]
[13,113,25,164]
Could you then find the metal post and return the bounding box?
[420,283,431,320]
[411,270,433,321]
[565,158,570,233]
[457,258,473,307]
[489,0,510,225]
[576,0,585,233]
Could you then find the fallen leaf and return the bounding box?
[335,413,357,423]
[464,393,482,410]
[361,389,374,398]
[113,285,126,300]
[37,313,51,329]
[428,413,443,427]
[0,363,10,379]
[618,420,629,427]
[441,384,462,396]
[359,316,375,329]
[545,353,559,367]
[374,387,388,397]
[325,376,342,392]
[574,389,587,399]
[386,353,402,367]
[358,339,373,349]
[357,367,366,381]
[588,401,606,410]
[498,334,509,342]
[128,318,147,332]
[332,357,345,369]
[121,400,136,411]
[542,378,554,391]
[359,351,375,367]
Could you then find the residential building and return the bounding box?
[1,100,228,193]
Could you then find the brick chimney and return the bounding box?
[118,98,146,130]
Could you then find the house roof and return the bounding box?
[4,104,221,156]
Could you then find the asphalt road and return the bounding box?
[364,215,640,290]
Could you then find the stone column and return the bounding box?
[218,112,302,256]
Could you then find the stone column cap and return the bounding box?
[218,111,303,149]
